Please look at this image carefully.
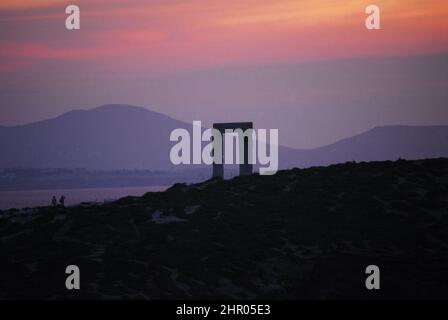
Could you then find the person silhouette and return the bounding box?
[59,195,66,207]
[51,196,57,207]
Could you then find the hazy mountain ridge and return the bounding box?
[280,125,448,168]
[1,104,447,170]
[0,105,189,170]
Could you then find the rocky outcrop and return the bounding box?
[1,158,448,299]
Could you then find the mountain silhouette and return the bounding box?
[280,125,448,168]
[0,104,447,170]
[0,105,189,170]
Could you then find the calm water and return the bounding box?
[0,186,168,210]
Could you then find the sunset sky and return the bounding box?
[1,0,447,148]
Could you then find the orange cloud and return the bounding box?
[0,0,66,10]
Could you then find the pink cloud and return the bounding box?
[1,0,447,73]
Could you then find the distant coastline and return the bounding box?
[0,167,210,191]
[0,185,168,211]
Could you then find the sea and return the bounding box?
[0,186,168,210]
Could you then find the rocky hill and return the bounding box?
[1,158,448,299]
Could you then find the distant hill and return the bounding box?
[1,158,448,298]
[280,125,448,168]
[0,104,447,170]
[0,105,189,170]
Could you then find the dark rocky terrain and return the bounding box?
[1,158,448,299]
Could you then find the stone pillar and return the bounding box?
[212,130,224,178]
[213,144,224,178]
[239,135,252,176]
